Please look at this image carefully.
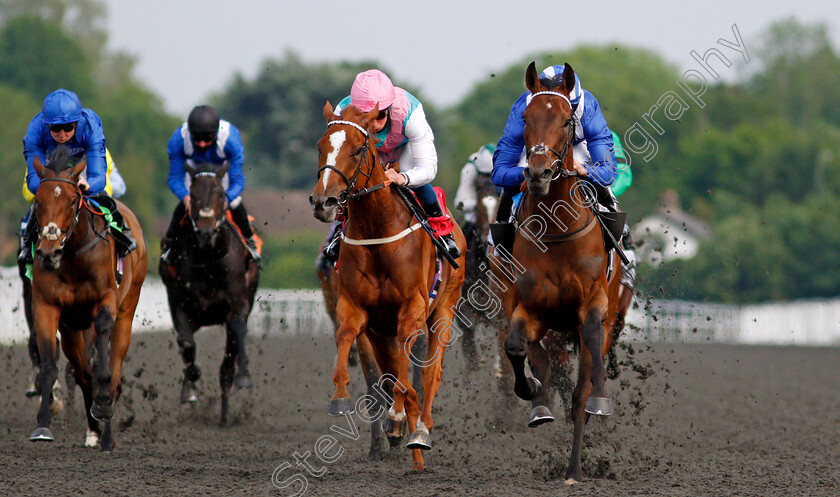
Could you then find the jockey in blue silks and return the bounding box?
[19,89,136,264]
[492,64,618,221]
[161,104,260,263]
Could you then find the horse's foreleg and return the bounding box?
[30,303,60,442]
[505,307,544,402]
[566,344,594,485]
[579,306,611,414]
[395,304,426,469]
[329,299,367,415]
[526,339,555,427]
[173,309,200,404]
[219,318,244,427]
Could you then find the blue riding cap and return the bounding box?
[539,65,582,109]
[41,89,83,124]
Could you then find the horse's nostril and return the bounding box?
[309,196,315,208]
[325,197,338,207]
[523,169,532,180]
[54,249,63,258]
[541,168,552,180]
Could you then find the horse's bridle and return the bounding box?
[525,90,578,181]
[317,119,388,206]
[35,177,83,250]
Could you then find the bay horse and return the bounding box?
[159,161,260,426]
[491,62,623,484]
[29,145,147,451]
[310,102,466,470]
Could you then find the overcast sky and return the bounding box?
[104,0,840,116]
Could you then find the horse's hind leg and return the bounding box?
[219,321,240,427]
[356,334,387,461]
[173,310,200,404]
[62,332,100,447]
[230,315,253,389]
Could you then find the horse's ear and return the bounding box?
[32,155,52,179]
[562,63,576,95]
[217,161,230,179]
[185,162,197,177]
[525,61,539,93]
[323,101,334,121]
[365,103,380,123]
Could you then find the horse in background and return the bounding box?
[310,102,466,470]
[456,174,501,369]
[159,161,260,426]
[28,145,147,451]
[490,62,624,484]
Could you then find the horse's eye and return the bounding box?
[353,147,364,157]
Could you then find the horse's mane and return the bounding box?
[191,161,221,175]
[338,104,369,123]
[46,144,72,173]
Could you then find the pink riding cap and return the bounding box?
[350,69,396,113]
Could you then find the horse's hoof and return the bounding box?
[368,446,384,461]
[234,372,253,390]
[382,417,406,439]
[90,402,115,422]
[514,377,542,401]
[328,397,354,416]
[84,429,100,448]
[584,396,613,416]
[25,385,39,398]
[180,384,198,404]
[528,405,555,427]
[30,427,54,442]
[406,429,432,450]
[564,477,581,485]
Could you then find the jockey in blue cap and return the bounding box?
[19,89,136,264]
[161,104,260,263]
[491,64,619,246]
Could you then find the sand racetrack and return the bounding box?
[0,327,838,496]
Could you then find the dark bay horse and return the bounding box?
[29,146,147,451]
[491,62,623,484]
[458,175,501,368]
[159,161,260,426]
[310,102,466,470]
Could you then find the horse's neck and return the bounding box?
[524,177,590,230]
[65,208,101,254]
[345,186,411,239]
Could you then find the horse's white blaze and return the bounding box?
[85,429,99,447]
[322,130,347,188]
[42,222,60,241]
[388,406,406,420]
[53,186,62,197]
[481,195,499,221]
[546,102,552,109]
[199,208,214,218]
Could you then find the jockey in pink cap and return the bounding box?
[318,69,460,268]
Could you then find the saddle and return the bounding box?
[393,185,460,269]
[85,194,137,258]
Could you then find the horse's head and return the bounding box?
[310,101,380,222]
[522,61,577,197]
[186,161,229,247]
[32,145,86,270]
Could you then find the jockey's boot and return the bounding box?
[488,191,515,260]
[594,184,618,212]
[18,209,37,265]
[230,202,261,261]
[89,193,137,257]
[322,222,342,263]
[424,199,460,259]
[161,202,187,264]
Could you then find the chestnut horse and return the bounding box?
[310,102,466,470]
[491,62,623,484]
[28,145,147,451]
[159,161,260,426]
